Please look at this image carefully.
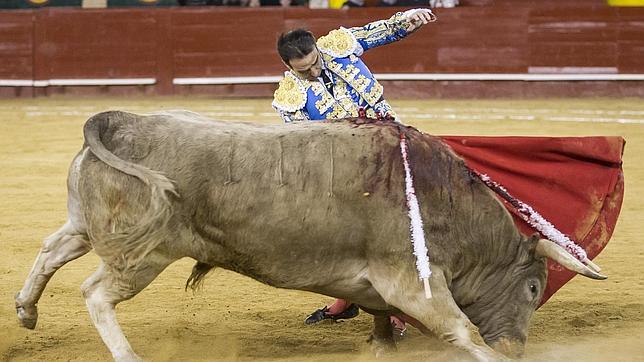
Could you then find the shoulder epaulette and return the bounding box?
[272,72,307,113]
[317,27,359,58]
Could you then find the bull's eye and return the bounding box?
[529,284,538,297]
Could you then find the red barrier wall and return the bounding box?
[34,9,159,79]
[0,4,643,98]
[0,11,32,79]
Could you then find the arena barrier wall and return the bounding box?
[1,2,643,98]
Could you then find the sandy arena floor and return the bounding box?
[0,97,642,361]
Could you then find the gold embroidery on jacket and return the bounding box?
[272,72,308,112]
[339,97,359,117]
[310,83,332,113]
[353,75,371,94]
[334,81,349,99]
[327,104,350,119]
[363,81,384,105]
[317,28,359,58]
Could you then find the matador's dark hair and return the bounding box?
[277,29,317,65]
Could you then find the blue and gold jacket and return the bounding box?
[273,13,411,122]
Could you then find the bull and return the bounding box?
[15,110,605,361]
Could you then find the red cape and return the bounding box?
[440,136,625,305]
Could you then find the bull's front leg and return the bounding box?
[369,267,508,362]
[367,314,396,357]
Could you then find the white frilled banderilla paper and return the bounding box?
[399,132,432,299]
[477,173,600,272]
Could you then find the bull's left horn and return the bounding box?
[583,257,602,273]
[535,239,607,280]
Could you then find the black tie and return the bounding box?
[321,71,333,95]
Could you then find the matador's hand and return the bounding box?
[402,8,437,32]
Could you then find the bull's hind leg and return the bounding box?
[81,252,173,362]
[369,266,507,362]
[15,221,91,329]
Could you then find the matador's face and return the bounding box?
[288,49,322,81]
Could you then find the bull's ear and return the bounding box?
[527,233,541,256]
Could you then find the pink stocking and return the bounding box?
[326,299,351,315]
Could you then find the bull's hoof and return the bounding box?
[392,325,407,343]
[15,293,38,330]
[367,334,397,358]
[114,352,144,362]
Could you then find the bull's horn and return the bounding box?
[535,239,607,280]
[583,257,602,273]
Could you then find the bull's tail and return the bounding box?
[83,111,178,202]
[83,111,178,280]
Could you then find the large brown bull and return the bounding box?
[15,111,605,361]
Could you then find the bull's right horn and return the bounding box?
[535,239,607,280]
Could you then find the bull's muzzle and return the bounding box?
[490,337,525,359]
